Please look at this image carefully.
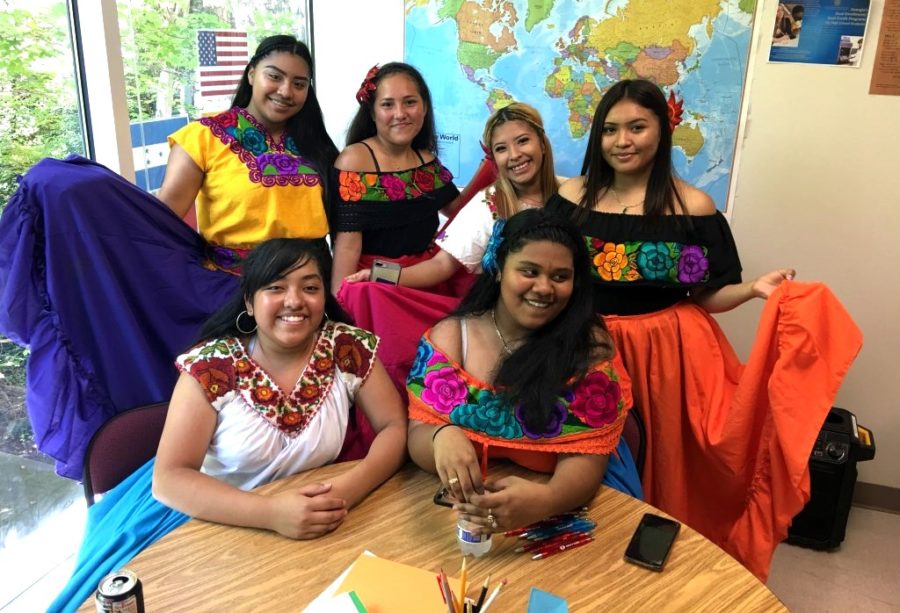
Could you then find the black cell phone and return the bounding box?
[624,513,681,571]
[433,486,457,508]
[369,260,401,285]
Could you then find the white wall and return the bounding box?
[312,0,405,148]
[314,0,899,490]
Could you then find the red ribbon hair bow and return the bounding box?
[356,64,380,105]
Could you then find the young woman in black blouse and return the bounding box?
[548,79,803,580]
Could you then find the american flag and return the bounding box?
[197,30,249,98]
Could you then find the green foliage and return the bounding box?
[0,337,28,388]
[118,1,227,121]
[0,7,84,208]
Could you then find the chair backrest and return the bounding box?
[82,402,169,506]
[622,408,646,478]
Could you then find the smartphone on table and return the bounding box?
[624,513,680,571]
[369,259,401,285]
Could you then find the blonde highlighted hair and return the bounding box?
[482,102,559,219]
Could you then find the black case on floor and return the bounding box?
[786,407,876,550]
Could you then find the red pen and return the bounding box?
[531,535,594,560]
[515,531,590,553]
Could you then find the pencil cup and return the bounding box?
[457,518,492,557]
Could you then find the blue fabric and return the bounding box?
[49,459,188,613]
[0,156,238,478]
[602,437,644,500]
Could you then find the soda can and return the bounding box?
[95,569,145,613]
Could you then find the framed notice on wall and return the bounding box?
[769,0,871,66]
[870,0,900,94]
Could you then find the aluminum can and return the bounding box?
[95,569,145,613]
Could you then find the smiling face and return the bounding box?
[490,119,544,197]
[371,73,427,148]
[600,98,661,178]
[245,51,311,134]
[245,257,325,353]
[495,239,574,337]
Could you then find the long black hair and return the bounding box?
[580,79,685,218]
[231,35,339,189]
[453,209,614,433]
[345,62,437,153]
[198,238,350,344]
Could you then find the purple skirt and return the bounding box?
[0,156,237,478]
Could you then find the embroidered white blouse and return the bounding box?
[175,321,379,490]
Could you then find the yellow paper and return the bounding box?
[336,553,461,613]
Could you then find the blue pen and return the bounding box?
[521,518,590,539]
[520,517,593,538]
[524,519,596,541]
[523,518,597,538]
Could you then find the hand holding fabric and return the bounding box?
[753,268,796,298]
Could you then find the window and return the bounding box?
[0,1,87,459]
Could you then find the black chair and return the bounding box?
[82,402,169,506]
[621,408,646,479]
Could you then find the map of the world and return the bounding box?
[405,0,756,210]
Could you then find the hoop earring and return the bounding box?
[236,310,257,334]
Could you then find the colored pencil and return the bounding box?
[474,574,490,612]
[440,569,455,613]
[436,574,446,604]
[479,578,507,613]
[457,557,467,612]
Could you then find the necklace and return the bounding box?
[490,309,516,355]
[610,187,644,214]
[518,194,543,208]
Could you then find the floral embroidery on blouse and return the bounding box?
[199,107,322,188]
[585,236,710,284]
[177,322,377,436]
[337,161,453,203]
[406,338,626,440]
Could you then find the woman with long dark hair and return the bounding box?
[329,62,460,293]
[329,62,466,400]
[0,35,340,482]
[51,239,407,611]
[407,209,642,533]
[548,78,861,579]
[161,35,338,273]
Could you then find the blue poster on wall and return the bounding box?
[769,0,871,66]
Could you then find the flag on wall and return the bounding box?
[131,116,189,193]
[197,30,249,99]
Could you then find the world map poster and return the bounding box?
[405,0,758,210]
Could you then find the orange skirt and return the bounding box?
[605,281,861,581]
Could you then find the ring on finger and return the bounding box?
[448,477,460,486]
[486,513,499,530]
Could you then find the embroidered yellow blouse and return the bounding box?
[168,107,328,249]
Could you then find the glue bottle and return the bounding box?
[457,517,492,557]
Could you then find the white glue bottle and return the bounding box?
[457,517,492,557]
